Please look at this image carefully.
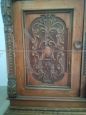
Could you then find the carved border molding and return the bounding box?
[1,0,16,98]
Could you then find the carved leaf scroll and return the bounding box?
[27,14,67,84]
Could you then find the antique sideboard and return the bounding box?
[1,0,86,110]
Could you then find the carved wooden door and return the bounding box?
[13,0,84,99]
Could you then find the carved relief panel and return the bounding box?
[24,11,72,87]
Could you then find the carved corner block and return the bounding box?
[8,78,17,98]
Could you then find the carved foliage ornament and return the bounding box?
[27,14,67,84]
[1,0,16,98]
[8,78,16,98]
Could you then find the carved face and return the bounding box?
[43,46,52,57]
[28,14,67,84]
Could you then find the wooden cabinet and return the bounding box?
[2,0,86,108]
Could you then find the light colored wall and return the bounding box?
[0,2,8,86]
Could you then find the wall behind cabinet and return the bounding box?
[0,0,7,86]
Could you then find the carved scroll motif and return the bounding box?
[1,0,16,98]
[27,14,67,84]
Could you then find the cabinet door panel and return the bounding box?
[13,0,84,97]
[25,12,70,87]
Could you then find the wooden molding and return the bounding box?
[1,0,17,98]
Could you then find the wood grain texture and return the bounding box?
[13,0,84,98]
[2,0,86,109]
[80,0,86,98]
[10,97,86,108]
[4,108,86,115]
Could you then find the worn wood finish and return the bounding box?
[4,108,86,115]
[10,98,86,108]
[13,0,84,99]
[2,0,86,109]
[4,110,86,115]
